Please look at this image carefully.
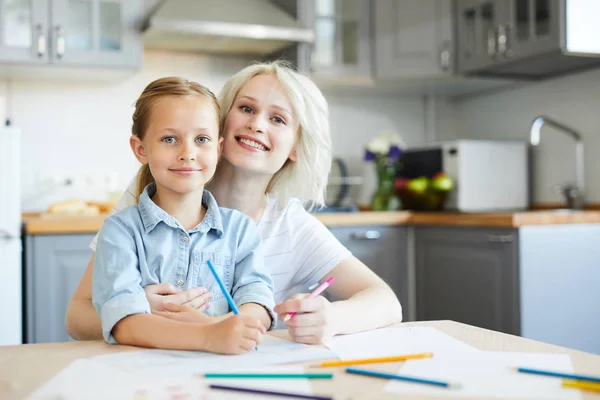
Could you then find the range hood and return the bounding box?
[143,0,314,56]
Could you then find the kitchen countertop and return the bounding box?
[22,209,600,235]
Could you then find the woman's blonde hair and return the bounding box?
[218,60,331,208]
[131,77,220,199]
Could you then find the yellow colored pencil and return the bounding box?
[318,352,433,367]
[563,380,600,393]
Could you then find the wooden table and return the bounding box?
[2,321,600,400]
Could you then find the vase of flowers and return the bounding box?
[364,132,404,211]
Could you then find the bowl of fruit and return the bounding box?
[394,172,454,211]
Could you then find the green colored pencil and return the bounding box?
[204,373,333,379]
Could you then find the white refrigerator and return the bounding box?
[0,126,22,345]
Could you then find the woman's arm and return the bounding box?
[275,256,402,344]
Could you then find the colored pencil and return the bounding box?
[346,367,457,388]
[283,277,334,322]
[516,367,600,383]
[318,352,433,367]
[204,372,333,379]
[207,260,239,315]
[209,384,333,400]
[563,380,600,393]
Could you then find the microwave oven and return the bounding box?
[398,139,530,212]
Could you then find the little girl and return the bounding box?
[92,77,275,354]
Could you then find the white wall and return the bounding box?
[3,51,428,211]
[453,68,600,204]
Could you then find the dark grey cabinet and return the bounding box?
[415,226,519,335]
[329,226,409,319]
[455,0,560,74]
[374,0,453,79]
[0,0,142,69]
[25,234,93,343]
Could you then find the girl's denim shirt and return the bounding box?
[92,184,275,344]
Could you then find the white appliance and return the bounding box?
[399,139,529,212]
[0,126,22,345]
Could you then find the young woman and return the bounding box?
[66,61,403,345]
[92,77,273,354]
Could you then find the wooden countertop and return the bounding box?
[2,320,600,400]
[23,209,600,235]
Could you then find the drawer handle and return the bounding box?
[486,234,514,243]
[350,231,381,240]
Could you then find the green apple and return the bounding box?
[407,176,429,194]
[431,173,454,192]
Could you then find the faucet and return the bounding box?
[530,116,585,209]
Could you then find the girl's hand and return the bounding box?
[144,283,212,312]
[154,302,215,324]
[274,294,336,345]
[204,315,266,354]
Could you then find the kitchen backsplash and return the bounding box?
[2,51,429,212]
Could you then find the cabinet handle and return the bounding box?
[0,229,16,240]
[496,24,508,57]
[504,23,512,58]
[485,234,514,243]
[439,41,451,71]
[350,230,381,240]
[55,25,65,59]
[487,28,496,57]
[35,24,46,58]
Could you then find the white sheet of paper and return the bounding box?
[134,366,314,400]
[27,358,144,400]
[91,335,336,380]
[386,351,581,400]
[325,327,479,360]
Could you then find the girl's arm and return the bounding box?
[113,312,265,354]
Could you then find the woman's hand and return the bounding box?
[154,302,216,325]
[274,294,336,345]
[144,283,212,312]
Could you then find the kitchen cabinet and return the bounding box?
[374,0,454,79]
[329,226,409,319]
[24,233,93,343]
[415,226,520,335]
[0,0,142,71]
[455,0,560,75]
[300,0,372,82]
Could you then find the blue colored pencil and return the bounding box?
[207,260,239,315]
[516,367,600,383]
[346,367,457,388]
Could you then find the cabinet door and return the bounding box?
[504,0,560,60]
[329,226,408,319]
[415,227,519,335]
[306,0,372,81]
[25,234,93,343]
[456,0,507,73]
[0,0,49,63]
[49,0,141,67]
[374,0,453,79]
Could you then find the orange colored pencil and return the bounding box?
[563,380,600,393]
[318,352,433,367]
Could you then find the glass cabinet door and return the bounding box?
[0,0,48,63]
[505,0,560,60]
[310,0,371,80]
[50,0,141,67]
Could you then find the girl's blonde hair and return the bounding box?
[131,77,220,199]
[218,60,332,208]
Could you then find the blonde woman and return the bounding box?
[66,61,403,345]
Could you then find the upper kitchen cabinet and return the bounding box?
[300,0,372,83]
[456,0,600,79]
[50,0,142,68]
[0,0,49,64]
[374,0,453,79]
[0,0,143,79]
